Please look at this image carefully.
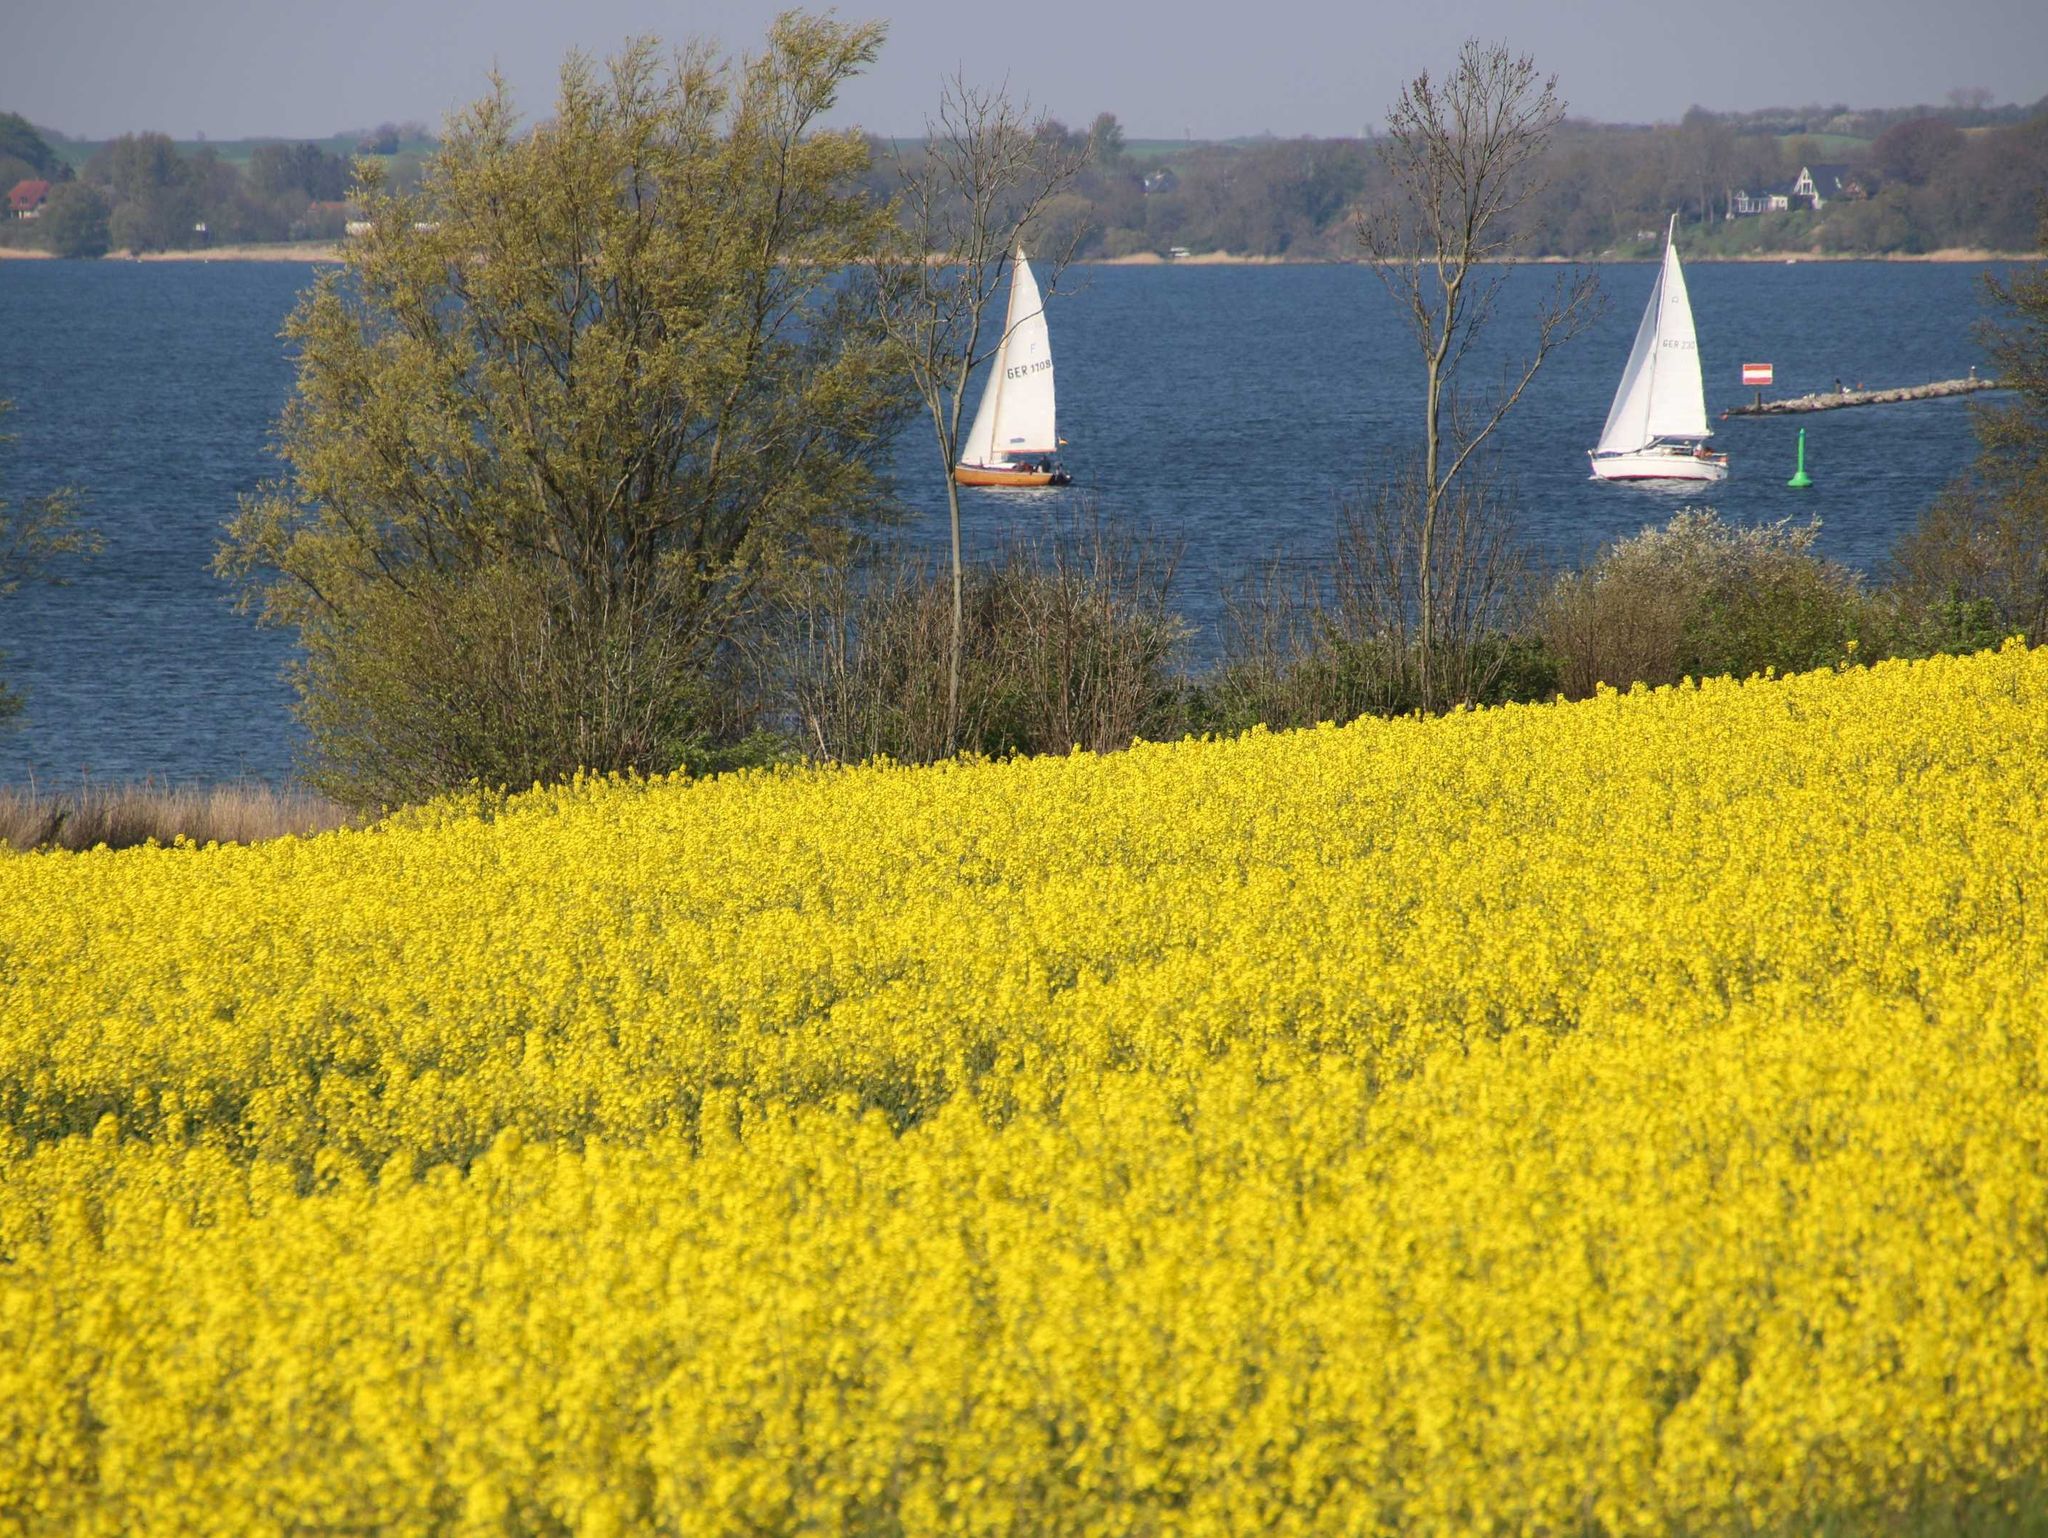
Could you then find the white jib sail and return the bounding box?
[1595,217,1711,455]
[958,252,1057,467]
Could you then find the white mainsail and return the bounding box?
[958,252,1057,467]
[1594,215,1710,456]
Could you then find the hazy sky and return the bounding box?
[7,0,2046,142]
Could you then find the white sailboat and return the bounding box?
[1589,214,1727,483]
[954,250,1070,488]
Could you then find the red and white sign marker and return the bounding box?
[1741,363,1774,386]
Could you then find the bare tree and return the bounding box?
[1329,460,1536,707]
[1677,106,1737,223]
[1209,465,1536,734]
[873,77,1091,752]
[780,512,1186,765]
[1357,39,1599,709]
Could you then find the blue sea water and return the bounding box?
[0,256,2014,786]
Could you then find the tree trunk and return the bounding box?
[1420,313,1451,711]
[1420,385,1435,709]
[945,472,964,754]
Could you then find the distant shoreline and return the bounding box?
[0,242,344,264]
[1,242,2036,267]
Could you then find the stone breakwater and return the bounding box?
[1723,375,2001,416]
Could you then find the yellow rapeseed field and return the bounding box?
[7,646,2048,1534]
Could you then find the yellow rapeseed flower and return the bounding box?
[3,644,2047,1532]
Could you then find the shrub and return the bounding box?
[289,559,759,807]
[783,516,1188,764]
[1890,463,2048,651]
[1872,589,2013,661]
[1198,626,1559,736]
[1539,509,1873,695]
[1102,226,1154,258]
[1199,478,1556,734]
[1889,231,2048,640]
[39,183,111,259]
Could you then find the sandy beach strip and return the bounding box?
[1,242,2035,267]
[0,242,344,263]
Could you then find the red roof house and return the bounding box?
[8,179,51,219]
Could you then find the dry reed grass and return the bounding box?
[0,780,353,853]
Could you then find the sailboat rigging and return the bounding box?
[1588,214,1728,483]
[954,250,1071,488]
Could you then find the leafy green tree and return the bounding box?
[0,403,101,719]
[348,122,430,157]
[1892,212,2048,635]
[0,113,66,179]
[1087,112,1125,168]
[247,142,351,204]
[1943,116,2048,251]
[91,132,199,251]
[219,16,907,806]
[39,182,109,258]
[1676,106,1737,221]
[181,145,264,243]
[242,142,356,241]
[1871,116,1963,187]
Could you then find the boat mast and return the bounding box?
[1641,213,1678,446]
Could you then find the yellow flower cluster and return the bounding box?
[7,645,2048,1534]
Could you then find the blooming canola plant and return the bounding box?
[6,646,2048,1533]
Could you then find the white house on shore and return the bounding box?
[1728,185,1790,217]
[1790,164,1860,208]
[1728,163,1865,218]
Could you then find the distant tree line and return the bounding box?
[853,95,2048,261]
[1527,106,2048,257]
[350,120,430,156]
[0,114,429,258]
[7,86,2043,263]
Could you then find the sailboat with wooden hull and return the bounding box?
[954,251,1070,488]
[1589,215,1727,483]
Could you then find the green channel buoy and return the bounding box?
[1788,427,1813,488]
